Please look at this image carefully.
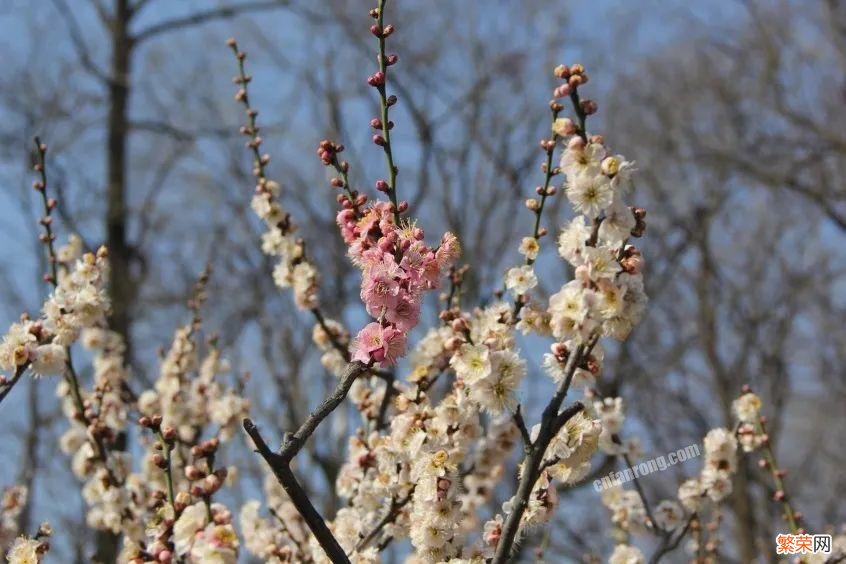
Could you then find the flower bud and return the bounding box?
[152,453,167,469]
[204,474,222,494]
[367,72,385,87]
[552,117,576,137]
[553,84,572,98]
[567,136,585,151]
[580,99,598,115]
[162,426,176,442]
[450,318,468,333]
[185,465,203,481]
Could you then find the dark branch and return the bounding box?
[354,489,414,552]
[374,371,395,431]
[649,514,696,563]
[513,404,532,451]
[133,1,290,44]
[50,0,112,84]
[0,364,29,408]
[279,361,368,462]
[242,362,369,561]
[492,338,596,563]
[243,418,351,563]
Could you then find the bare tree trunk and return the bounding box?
[730,460,758,564]
[106,0,134,360]
[15,381,40,536]
[95,1,133,561]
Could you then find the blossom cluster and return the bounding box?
[2,483,53,563]
[1,485,28,551]
[252,178,320,310]
[121,318,246,563]
[58,327,138,536]
[337,199,460,367]
[448,304,526,414]
[0,243,110,377]
[5,13,837,564]
[549,143,646,344]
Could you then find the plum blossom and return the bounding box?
[338,200,458,366]
[351,322,406,365]
[504,265,538,296]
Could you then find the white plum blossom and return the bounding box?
[732,392,762,423]
[504,265,538,296]
[565,173,614,218]
[654,500,685,531]
[609,543,645,564]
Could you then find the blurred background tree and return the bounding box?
[0,0,843,562]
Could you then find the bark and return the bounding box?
[95,1,134,560]
[106,0,135,363]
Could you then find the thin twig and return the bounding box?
[354,489,413,552]
[133,1,290,44]
[0,364,29,407]
[648,514,695,564]
[622,449,660,532]
[513,404,532,452]
[278,361,368,462]
[373,0,401,225]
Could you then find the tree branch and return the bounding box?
[492,337,597,563]
[278,360,368,462]
[0,364,29,408]
[243,418,351,563]
[133,1,290,44]
[513,404,532,452]
[242,361,369,561]
[50,0,112,84]
[354,489,413,552]
[649,514,695,564]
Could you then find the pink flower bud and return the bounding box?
[567,136,585,150]
[553,84,572,98]
[367,72,385,87]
